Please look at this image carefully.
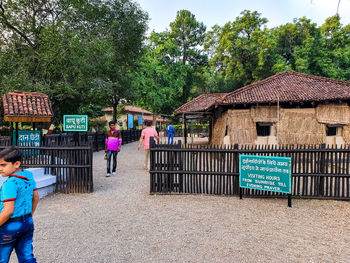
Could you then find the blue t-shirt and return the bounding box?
[0,169,37,218]
[166,125,175,134]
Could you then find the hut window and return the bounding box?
[256,122,271,137]
[326,124,342,136]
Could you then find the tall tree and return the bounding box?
[133,31,186,115]
[101,0,148,122]
[169,10,207,103]
[205,10,273,86]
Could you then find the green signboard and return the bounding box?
[239,155,291,194]
[63,115,88,131]
[13,130,41,146]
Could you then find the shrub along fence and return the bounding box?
[150,143,350,200]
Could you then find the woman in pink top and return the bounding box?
[137,121,159,170]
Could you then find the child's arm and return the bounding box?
[31,190,39,215]
[0,201,15,226]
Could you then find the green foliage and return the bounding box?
[173,123,208,133]
[0,0,147,124]
[2,2,350,123]
[89,118,107,131]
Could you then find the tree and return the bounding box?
[100,0,148,122]
[169,10,207,103]
[205,10,274,86]
[0,0,148,124]
[133,32,186,116]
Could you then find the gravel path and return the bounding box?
[9,141,350,262]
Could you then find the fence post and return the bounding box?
[150,136,155,193]
[319,143,326,196]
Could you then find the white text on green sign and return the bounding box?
[239,155,291,194]
[63,115,88,131]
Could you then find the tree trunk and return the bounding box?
[113,102,118,123]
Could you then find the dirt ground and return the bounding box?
[9,138,350,263]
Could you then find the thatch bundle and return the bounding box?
[316,104,350,125]
[211,112,226,145]
[278,108,324,144]
[228,109,256,145]
[251,106,278,123]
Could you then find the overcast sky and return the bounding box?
[135,0,350,34]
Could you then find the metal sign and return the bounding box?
[128,114,133,129]
[13,130,41,146]
[63,115,88,131]
[138,115,143,125]
[239,155,291,194]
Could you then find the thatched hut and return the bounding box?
[175,71,350,146]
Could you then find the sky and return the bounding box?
[135,0,350,34]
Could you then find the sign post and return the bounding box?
[239,155,292,207]
[63,115,88,132]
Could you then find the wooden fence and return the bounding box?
[0,130,141,150]
[0,130,141,194]
[150,143,350,200]
[0,145,93,193]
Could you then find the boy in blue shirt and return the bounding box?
[0,147,39,263]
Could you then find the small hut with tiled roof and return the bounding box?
[175,71,350,146]
[2,90,53,145]
[2,90,53,123]
[101,105,168,129]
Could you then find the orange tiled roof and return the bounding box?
[2,91,53,122]
[220,71,350,105]
[174,72,350,115]
[102,105,153,115]
[174,93,228,115]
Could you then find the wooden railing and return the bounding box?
[150,143,350,200]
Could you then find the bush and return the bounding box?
[89,119,107,131]
[171,124,209,134]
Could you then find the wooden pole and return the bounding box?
[15,122,19,146]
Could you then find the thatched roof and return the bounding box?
[2,91,53,122]
[220,71,350,105]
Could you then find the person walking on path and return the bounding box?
[166,124,175,144]
[0,147,40,263]
[137,121,159,170]
[105,121,122,177]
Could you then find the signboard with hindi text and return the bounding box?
[13,130,41,146]
[63,115,88,131]
[239,155,291,194]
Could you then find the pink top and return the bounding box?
[142,127,158,149]
[106,129,122,151]
[106,137,121,151]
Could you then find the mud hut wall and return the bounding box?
[211,103,350,146]
[227,109,256,145]
[316,104,350,125]
[342,126,350,143]
[211,110,227,145]
[251,106,278,122]
[278,108,324,145]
